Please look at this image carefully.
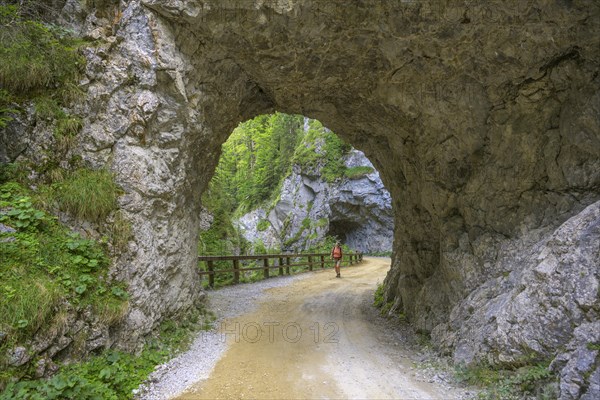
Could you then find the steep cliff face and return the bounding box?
[5,0,599,396]
[236,149,393,253]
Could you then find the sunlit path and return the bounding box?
[175,258,463,399]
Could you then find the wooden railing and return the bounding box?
[198,252,363,288]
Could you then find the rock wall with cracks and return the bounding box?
[42,0,599,396]
[235,149,393,253]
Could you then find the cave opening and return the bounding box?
[326,219,361,245]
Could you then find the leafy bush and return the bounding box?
[51,169,119,222]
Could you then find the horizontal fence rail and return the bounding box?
[198,252,363,288]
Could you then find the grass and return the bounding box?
[1,307,215,400]
[0,4,85,137]
[0,5,84,97]
[374,283,385,308]
[257,219,270,232]
[315,217,328,228]
[51,169,119,222]
[95,295,129,325]
[455,362,558,400]
[0,276,62,340]
[55,114,83,137]
[587,342,600,351]
[344,166,374,179]
[0,182,129,389]
[33,96,63,120]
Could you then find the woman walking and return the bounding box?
[331,242,343,278]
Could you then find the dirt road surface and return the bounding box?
[175,257,466,399]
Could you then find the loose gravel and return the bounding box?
[135,273,312,400]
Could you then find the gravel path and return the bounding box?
[135,273,312,400]
[137,260,477,399]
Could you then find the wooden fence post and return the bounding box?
[263,258,269,279]
[320,255,325,269]
[308,255,313,271]
[207,260,214,288]
[278,257,284,276]
[286,257,290,275]
[233,259,240,284]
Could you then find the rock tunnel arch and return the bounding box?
[87,0,600,371]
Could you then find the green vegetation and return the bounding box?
[0,181,129,387]
[373,283,385,308]
[373,282,404,320]
[307,235,351,254]
[0,4,84,96]
[0,2,85,127]
[198,113,363,287]
[203,114,355,239]
[1,309,215,400]
[0,172,210,393]
[200,113,355,257]
[51,169,120,222]
[344,166,374,179]
[109,210,133,253]
[198,192,247,257]
[587,342,600,351]
[256,219,270,232]
[292,119,351,182]
[455,362,558,400]
[211,113,305,215]
[315,218,328,228]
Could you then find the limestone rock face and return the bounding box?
[236,149,393,253]
[431,201,599,395]
[9,0,598,394]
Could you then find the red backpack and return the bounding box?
[332,246,342,258]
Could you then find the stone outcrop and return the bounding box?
[236,149,393,253]
[3,0,599,396]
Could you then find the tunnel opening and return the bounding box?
[198,113,394,259]
[326,219,361,245]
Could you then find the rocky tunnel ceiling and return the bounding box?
[73,0,599,379]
